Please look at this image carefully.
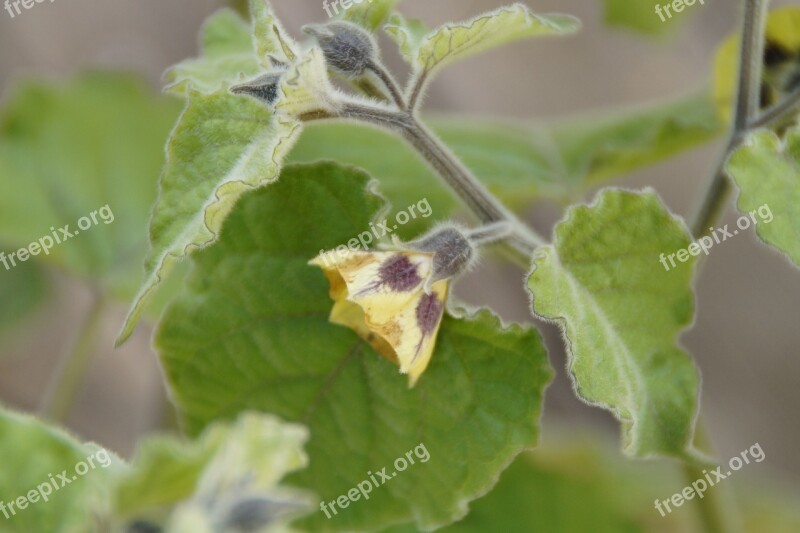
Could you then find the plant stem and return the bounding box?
[365,61,408,109]
[691,0,769,237]
[681,424,734,533]
[685,2,769,532]
[333,100,544,264]
[40,294,107,422]
[748,84,800,129]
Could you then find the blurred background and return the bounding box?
[1,0,799,530]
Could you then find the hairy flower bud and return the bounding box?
[405,226,475,289]
[302,21,377,78]
[230,71,285,105]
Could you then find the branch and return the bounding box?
[315,100,544,264]
[691,0,769,237]
[749,83,800,129]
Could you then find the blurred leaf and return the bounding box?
[0,73,181,301]
[0,408,124,533]
[112,412,311,531]
[155,162,553,531]
[384,441,661,533]
[383,12,430,59]
[165,9,260,95]
[386,3,579,86]
[727,127,800,267]
[338,0,400,31]
[550,92,722,187]
[527,189,700,459]
[602,0,689,38]
[0,261,48,339]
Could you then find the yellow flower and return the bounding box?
[310,249,449,387]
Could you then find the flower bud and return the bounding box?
[302,21,377,78]
[230,71,285,106]
[404,226,475,289]
[222,496,307,532]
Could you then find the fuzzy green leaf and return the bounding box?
[527,189,700,459]
[111,412,310,531]
[387,3,579,82]
[155,162,553,531]
[251,0,299,66]
[727,127,800,267]
[0,408,124,533]
[117,89,302,344]
[0,73,181,301]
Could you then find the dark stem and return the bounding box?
[685,3,768,533]
[749,84,800,129]
[365,61,408,109]
[691,0,769,237]
[334,100,543,262]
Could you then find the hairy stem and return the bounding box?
[365,61,408,109]
[749,84,800,129]
[40,295,107,422]
[691,0,769,236]
[331,100,544,263]
[682,424,737,533]
[686,2,769,532]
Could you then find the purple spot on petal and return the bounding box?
[416,293,443,336]
[379,255,422,292]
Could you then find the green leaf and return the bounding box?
[112,412,310,531]
[0,262,48,339]
[527,189,700,459]
[0,408,124,533]
[250,0,299,66]
[384,440,665,533]
[117,89,302,345]
[0,73,181,301]
[155,162,553,531]
[338,0,400,31]
[727,127,800,268]
[388,3,579,84]
[602,0,690,38]
[165,9,260,95]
